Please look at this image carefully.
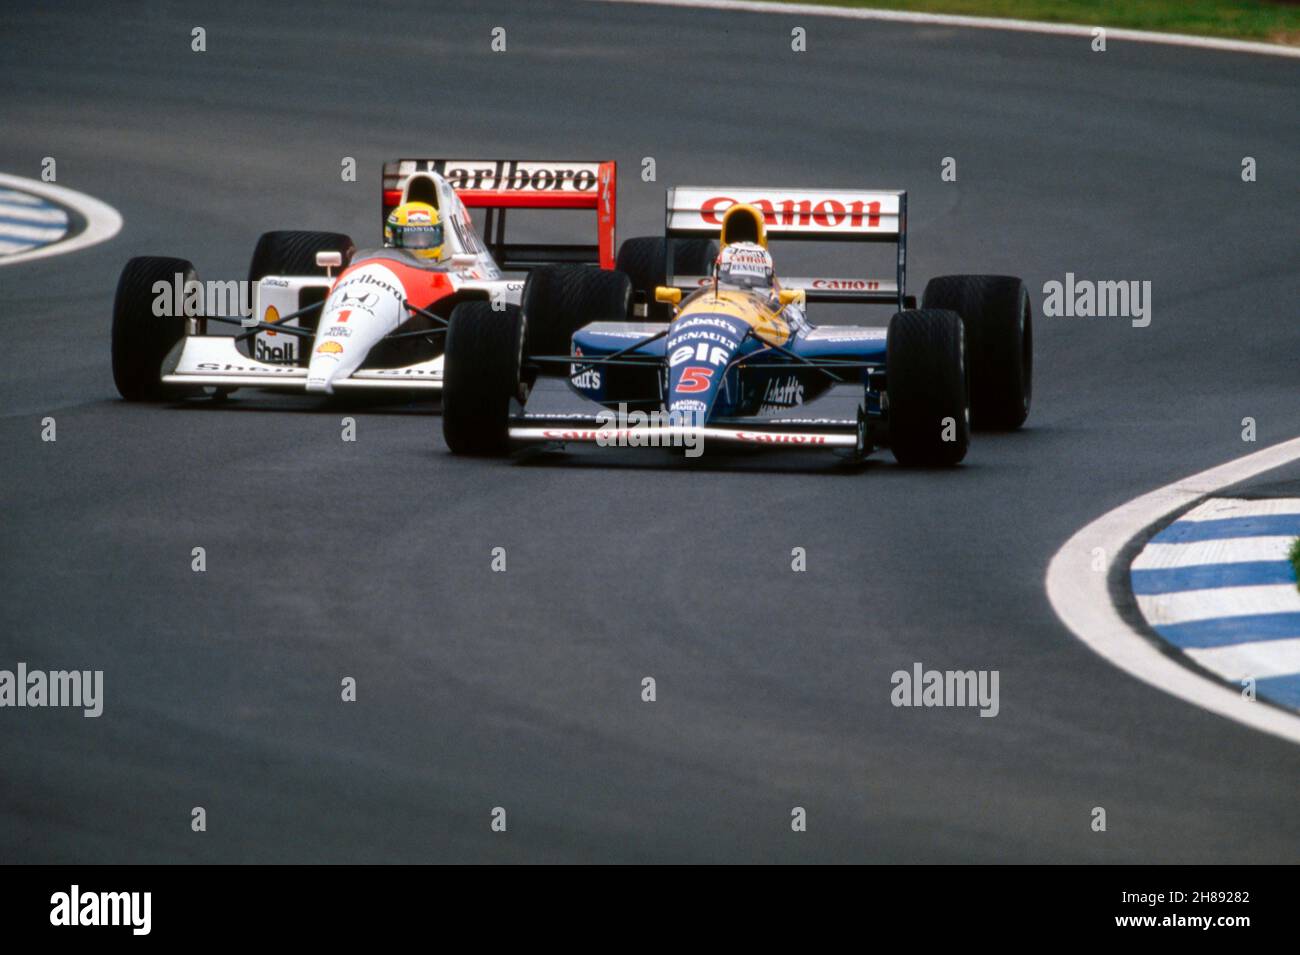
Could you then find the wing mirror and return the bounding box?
[778,288,806,307]
[654,286,682,305]
[451,253,478,268]
[315,250,343,276]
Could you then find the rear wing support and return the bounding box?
[382,159,617,270]
[664,186,907,310]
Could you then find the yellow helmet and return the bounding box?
[385,201,444,260]
[720,203,767,249]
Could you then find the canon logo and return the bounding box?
[700,196,882,228]
[735,432,828,445]
[811,278,879,290]
[543,429,601,440]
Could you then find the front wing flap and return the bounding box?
[507,413,862,449]
[161,335,443,391]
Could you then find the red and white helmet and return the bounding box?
[715,241,774,289]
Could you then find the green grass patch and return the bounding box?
[757,1,1300,45]
[1290,537,1300,591]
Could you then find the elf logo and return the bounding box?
[669,342,731,367]
[50,885,151,936]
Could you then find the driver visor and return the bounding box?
[396,223,444,250]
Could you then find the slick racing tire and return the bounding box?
[521,265,631,368]
[615,235,717,321]
[247,230,355,284]
[921,275,1031,430]
[246,230,355,362]
[442,301,525,456]
[886,309,970,467]
[111,256,198,402]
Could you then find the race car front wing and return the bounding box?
[161,335,444,392]
[506,413,865,451]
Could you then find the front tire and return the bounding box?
[521,265,631,365]
[441,301,525,456]
[921,275,1031,430]
[886,309,970,466]
[111,256,196,401]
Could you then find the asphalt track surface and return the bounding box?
[1,0,1298,863]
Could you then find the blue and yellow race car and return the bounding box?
[441,183,1032,466]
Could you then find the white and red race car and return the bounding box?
[110,158,619,400]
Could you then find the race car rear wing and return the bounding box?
[664,186,907,308]
[382,159,617,270]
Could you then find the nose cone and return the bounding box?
[306,263,407,393]
[664,308,750,423]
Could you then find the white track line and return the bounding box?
[0,220,67,242]
[1137,584,1300,627]
[1178,498,1300,521]
[0,173,122,267]
[1046,436,1300,745]
[593,0,1300,59]
[0,203,67,224]
[1188,639,1300,683]
[0,238,39,254]
[1133,536,1294,569]
[0,189,44,206]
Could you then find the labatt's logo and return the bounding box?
[762,376,805,408]
[701,195,882,229]
[569,348,601,390]
[440,160,598,193]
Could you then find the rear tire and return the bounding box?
[886,309,970,466]
[442,301,525,456]
[111,256,196,401]
[521,265,631,365]
[921,274,1031,430]
[616,235,717,320]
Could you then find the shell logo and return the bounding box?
[264,304,280,336]
[315,341,344,355]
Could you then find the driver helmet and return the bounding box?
[384,202,444,260]
[715,241,774,289]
